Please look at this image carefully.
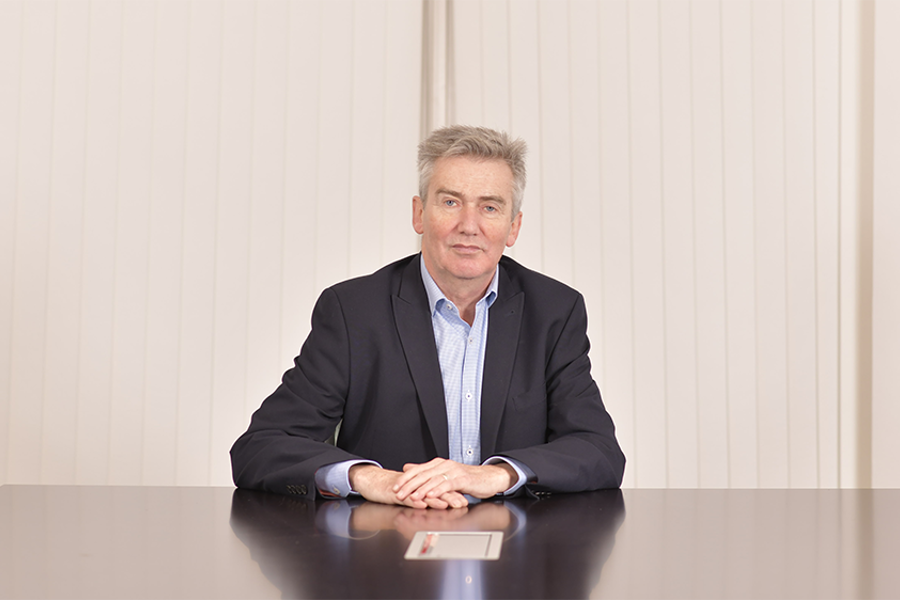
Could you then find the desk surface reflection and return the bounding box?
[2,485,899,599]
[231,489,623,599]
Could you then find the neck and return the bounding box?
[423,262,493,327]
[444,283,489,326]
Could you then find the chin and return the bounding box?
[448,266,491,281]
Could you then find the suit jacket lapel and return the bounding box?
[393,256,450,457]
[481,262,524,457]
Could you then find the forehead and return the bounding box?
[428,156,514,199]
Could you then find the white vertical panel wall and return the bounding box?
[871,0,900,489]
[1,0,423,486]
[2,0,897,489]
[447,0,885,489]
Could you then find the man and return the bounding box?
[231,125,625,509]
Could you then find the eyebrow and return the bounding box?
[434,188,508,205]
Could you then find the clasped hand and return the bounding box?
[348,458,517,510]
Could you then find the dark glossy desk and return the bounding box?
[1,486,898,599]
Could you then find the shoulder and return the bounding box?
[498,255,582,305]
[328,254,417,297]
[316,255,424,323]
[307,255,420,329]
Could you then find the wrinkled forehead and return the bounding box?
[427,156,515,200]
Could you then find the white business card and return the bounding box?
[404,531,504,560]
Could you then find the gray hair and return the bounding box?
[417,125,527,216]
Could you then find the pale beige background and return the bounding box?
[1,0,898,490]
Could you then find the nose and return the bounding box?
[457,203,479,234]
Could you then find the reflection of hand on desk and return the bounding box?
[349,500,513,540]
[349,502,469,536]
[394,501,513,541]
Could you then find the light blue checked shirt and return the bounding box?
[421,255,496,467]
[315,256,531,497]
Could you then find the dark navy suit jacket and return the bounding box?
[230,254,625,499]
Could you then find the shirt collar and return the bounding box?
[419,254,499,315]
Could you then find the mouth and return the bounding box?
[451,244,482,254]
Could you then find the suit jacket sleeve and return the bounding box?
[230,287,363,499]
[488,277,626,493]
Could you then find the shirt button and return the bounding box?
[465,393,472,400]
[333,486,340,494]
[466,448,474,456]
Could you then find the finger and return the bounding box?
[398,470,450,501]
[409,474,454,501]
[394,464,452,498]
[398,494,430,509]
[424,479,454,499]
[393,469,424,493]
[401,457,445,473]
[440,491,468,509]
[393,465,429,492]
[395,458,447,489]
[422,489,467,510]
[422,495,451,510]
[423,465,478,498]
[393,471,430,499]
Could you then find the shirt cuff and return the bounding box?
[483,456,535,495]
[315,459,382,497]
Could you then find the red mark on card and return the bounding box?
[420,533,438,555]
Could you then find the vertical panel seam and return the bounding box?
[479,0,485,124]
[505,0,510,132]
[274,0,286,420]
[689,0,703,488]
[312,1,321,309]
[718,0,732,490]
[38,0,61,483]
[656,0,669,488]
[596,0,606,408]
[139,0,160,487]
[207,0,225,487]
[104,0,125,486]
[420,0,429,137]
[834,0,842,490]
[536,0,545,269]
[626,0,638,487]
[2,0,25,484]
[567,0,575,288]
[173,0,192,486]
[750,0,761,489]
[346,2,355,278]
[380,1,389,263]
[447,0,455,125]
[73,0,92,487]
[782,0,791,489]
[811,0,821,489]
[243,1,258,420]
[283,0,295,322]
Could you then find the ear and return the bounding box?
[412,196,425,234]
[506,211,523,247]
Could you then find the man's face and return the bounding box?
[413,155,522,294]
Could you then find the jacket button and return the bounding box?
[299,485,307,495]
